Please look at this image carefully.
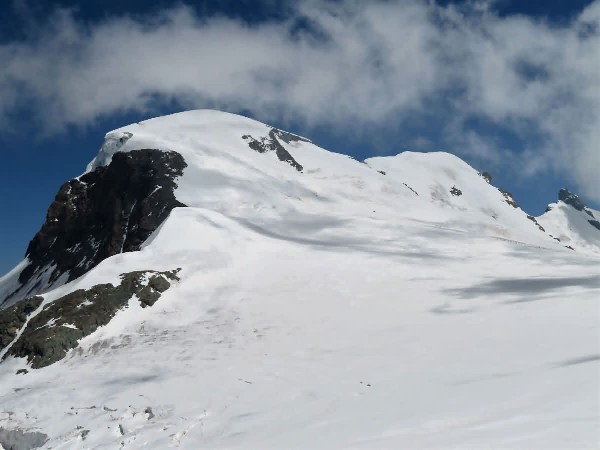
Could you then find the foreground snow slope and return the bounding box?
[1,110,598,449]
[2,208,599,449]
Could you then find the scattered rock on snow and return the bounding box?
[242,129,304,172]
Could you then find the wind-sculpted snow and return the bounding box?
[85,131,133,173]
[448,275,600,299]
[0,110,598,448]
[0,208,597,449]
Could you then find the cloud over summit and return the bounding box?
[1,1,599,201]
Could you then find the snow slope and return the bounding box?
[0,110,598,449]
[87,111,556,248]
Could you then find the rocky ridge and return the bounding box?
[1,269,180,369]
[549,188,600,231]
[1,150,186,308]
[242,128,307,171]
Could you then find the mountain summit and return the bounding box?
[0,110,598,449]
[537,187,600,251]
[4,110,596,309]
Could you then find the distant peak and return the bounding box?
[558,188,587,212]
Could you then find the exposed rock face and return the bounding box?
[557,188,600,230]
[0,297,43,353]
[4,269,180,369]
[242,128,305,171]
[403,183,419,196]
[526,215,546,232]
[1,150,187,307]
[478,171,492,184]
[499,189,519,208]
[558,188,588,213]
[450,186,463,196]
[588,219,600,231]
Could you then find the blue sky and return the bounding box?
[0,0,598,275]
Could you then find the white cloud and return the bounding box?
[0,0,598,201]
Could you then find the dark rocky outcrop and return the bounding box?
[0,296,43,352]
[558,188,588,213]
[403,183,419,196]
[557,189,600,230]
[450,186,462,196]
[242,128,304,171]
[588,219,600,231]
[5,269,180,369]
[526,215,546,232]
[1,150,186,307]
[499,189,519,208]
[478,171,492,184]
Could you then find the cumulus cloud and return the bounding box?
[0,0,598,200]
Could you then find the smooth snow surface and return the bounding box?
[1,110,599,449]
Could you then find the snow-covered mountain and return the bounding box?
[537,188,600,253]
[0,110,598,449]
